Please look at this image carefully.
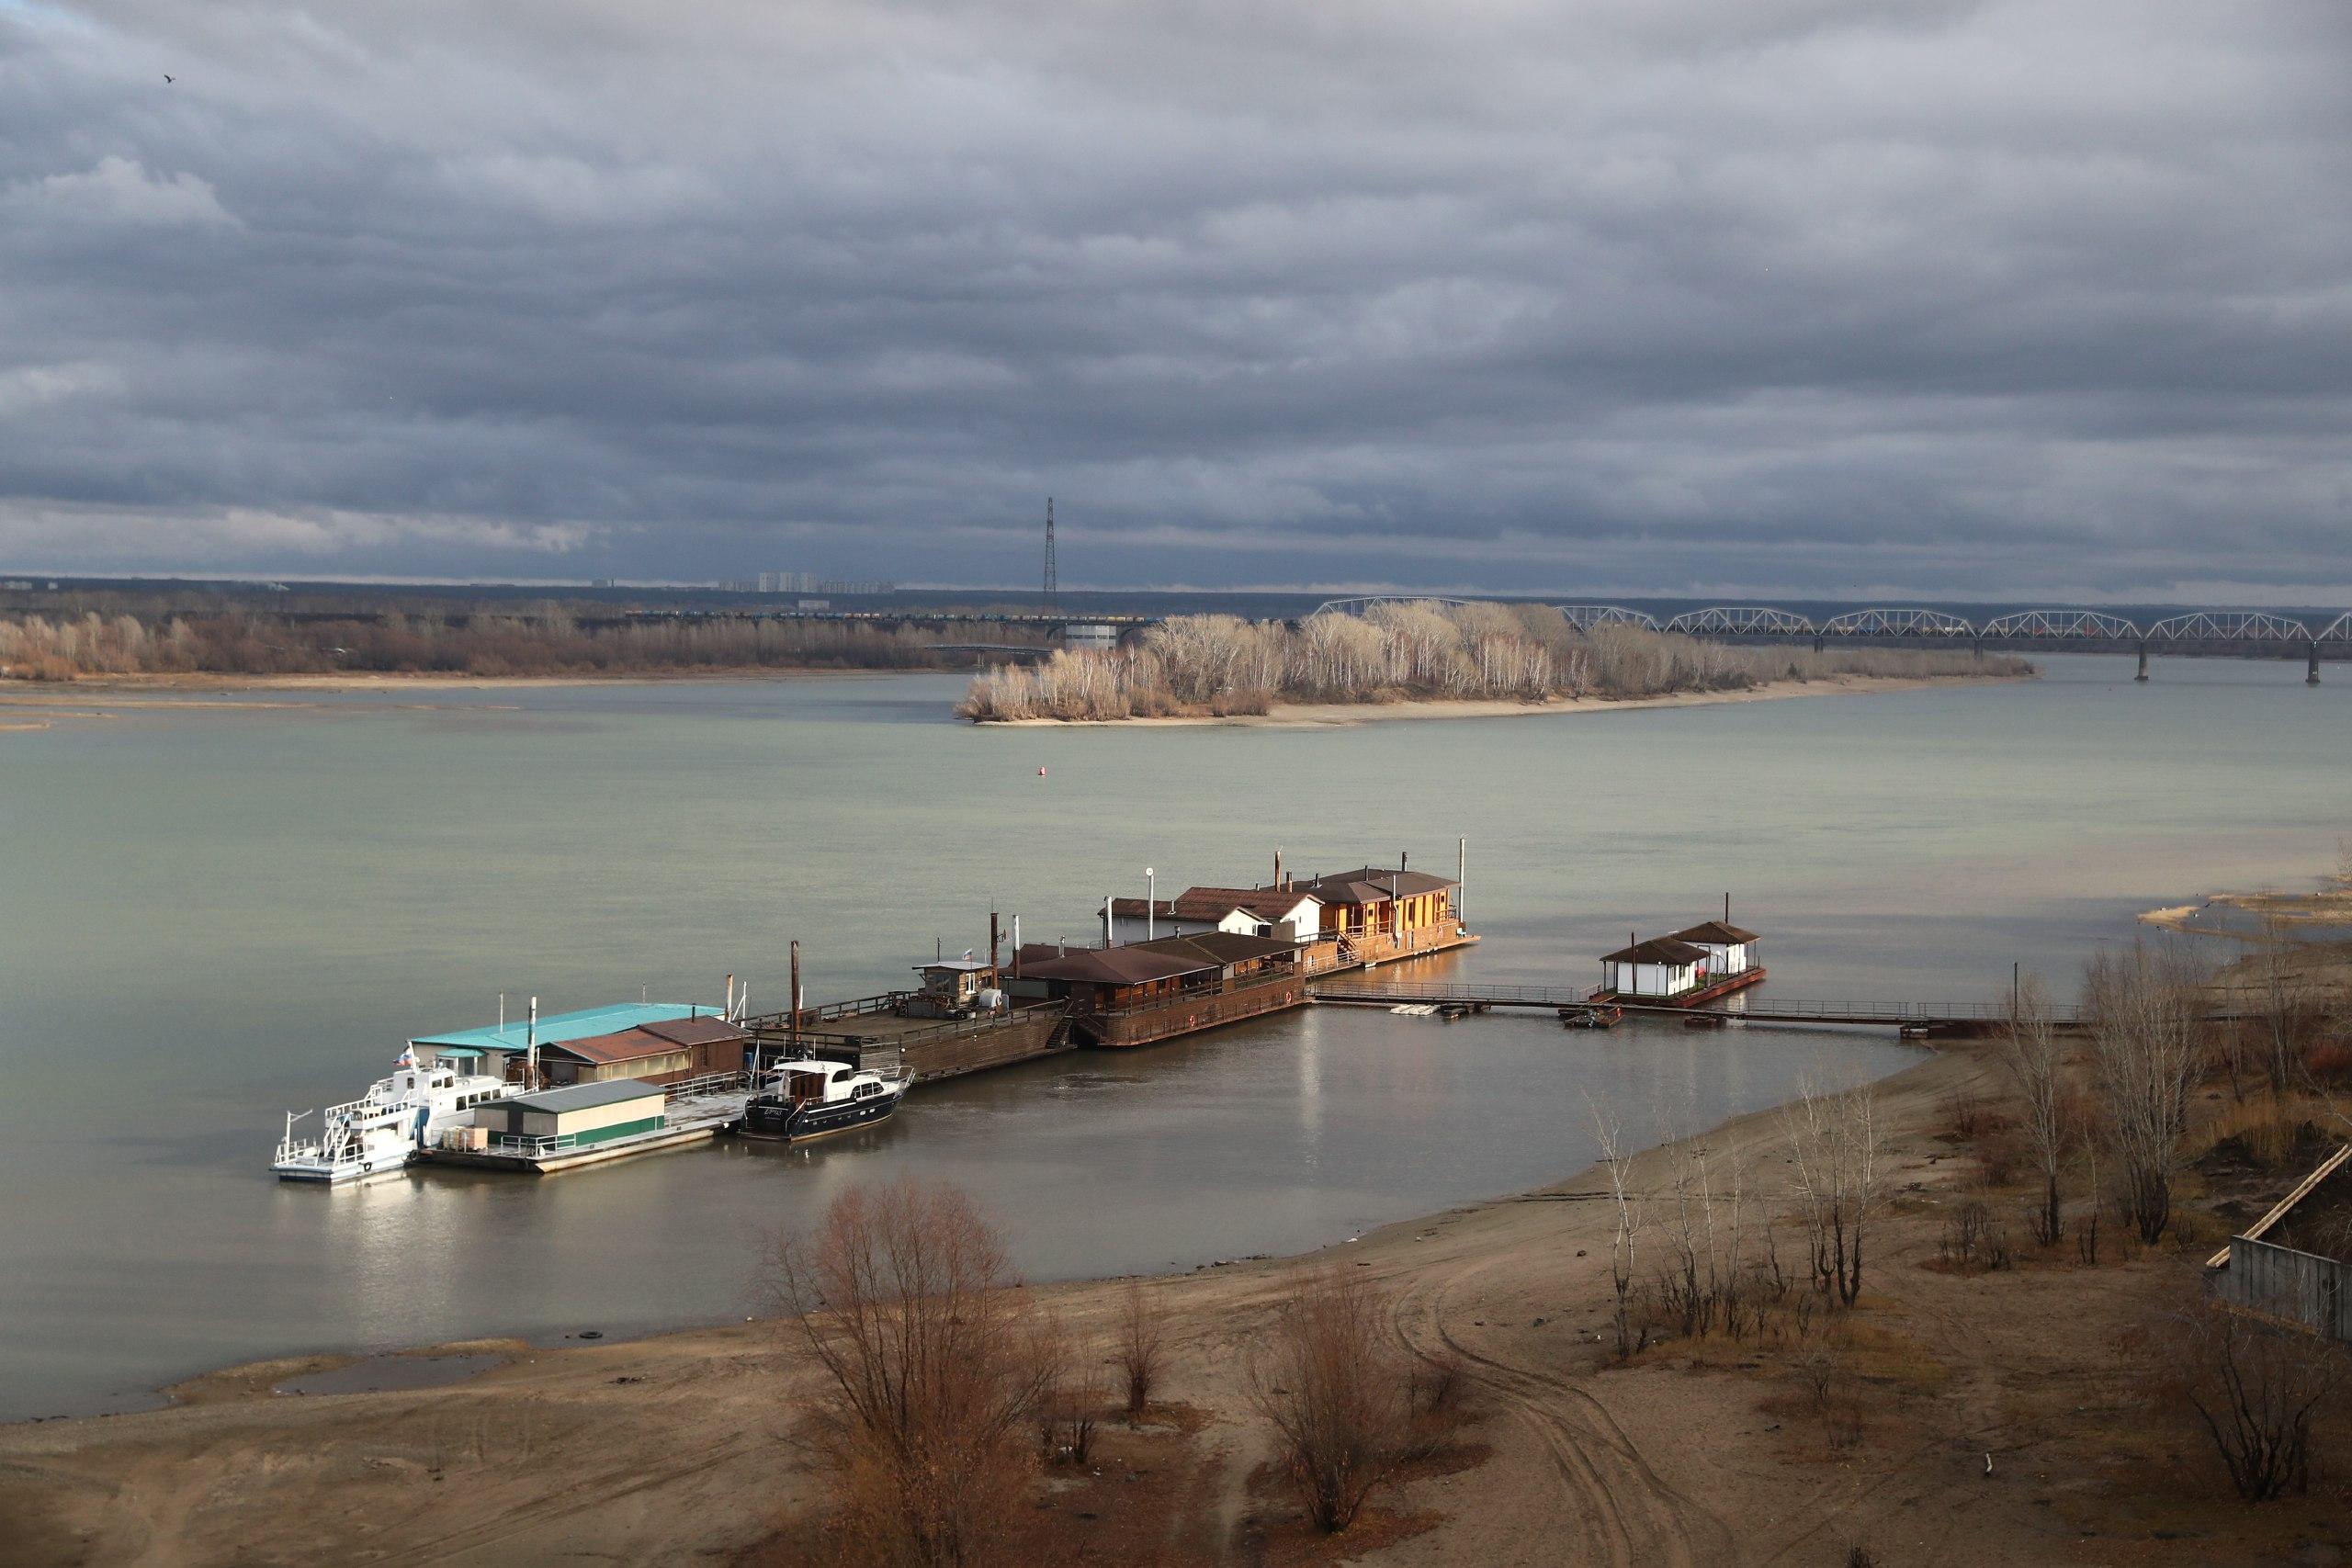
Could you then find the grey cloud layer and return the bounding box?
[4,0,2349,595]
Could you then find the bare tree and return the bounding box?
[2085,940,2208,1246]
[764,1177,1055,1566]
[1589,1099,1646,1359]
[2177,1298,2347,1501]
[1996,973,2070,1246]
[2251,912,2324,1097]
[1246,1267,1415,1534]
[1783,1082,1882,1308]
[1115,1280,1168,1419]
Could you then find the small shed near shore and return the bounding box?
[480,1080,667,1149]
[1599,936,1706,998]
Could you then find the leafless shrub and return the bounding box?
[1038,1359,1102,1468]
[1936,1200,2013,1273]
[2172,1298,2347,1501]
[1246,1267,1416,1534]
[763,1177,1054,1566]
[2086,940,2209,1245]
[1116,1280,1167,1419]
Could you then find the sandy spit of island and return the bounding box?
[981,669,2035,728]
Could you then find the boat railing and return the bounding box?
[489,1132,581,1156]
[662,1070,748,1101]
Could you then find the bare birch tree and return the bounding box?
[1589,1099,1646,1360]
[2085,940,2207,1246]
[1782,1081,1882,1308]
[1996,972,2069,1246]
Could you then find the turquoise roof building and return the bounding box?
[413,1002,715,1058]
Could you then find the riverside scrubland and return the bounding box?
[0,592,1042,681]
[956,601,2029,721]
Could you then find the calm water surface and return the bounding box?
[1,655,2345,1418]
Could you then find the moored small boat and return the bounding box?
[737,1058,910,1143]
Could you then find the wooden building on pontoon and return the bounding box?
[1289,867,1463,957]
[1670,920,1760,982]
[1006,931,1307,1046]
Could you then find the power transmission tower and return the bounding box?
[1042,497,1057,612]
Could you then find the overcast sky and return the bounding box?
[3,1,2347,600]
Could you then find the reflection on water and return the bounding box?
[1,654,2346,1418]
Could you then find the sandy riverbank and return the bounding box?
[982,670,2034,728]
[14,1020,2327,1568]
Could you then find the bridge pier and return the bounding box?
[2310,644,2323,685]
[2135,642,2150,682]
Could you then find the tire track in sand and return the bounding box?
[1387,1258,1739,1568]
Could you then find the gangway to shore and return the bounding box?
[1309,979,2083,1034]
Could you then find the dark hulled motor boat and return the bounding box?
[739,1058,910,1143]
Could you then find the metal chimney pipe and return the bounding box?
[526,996,539,1090]
[1012,915,1022,978]
[1146,868,1156,942]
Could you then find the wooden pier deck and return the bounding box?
[1310,979,2080,1034]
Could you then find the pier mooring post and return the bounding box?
[2135,642,2150,682]
[2309,644,2322,685]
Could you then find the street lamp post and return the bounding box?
[1146,867,1156,942]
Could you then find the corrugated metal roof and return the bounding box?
[1111,887,1322,921]
[413,1002,715,1053]
[508,1078,667,1113]
[639,1015,750,1048]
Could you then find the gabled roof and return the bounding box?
[1175,886,1322,920]
[413,1002,716,1053]
[1012,944,1218,986]
[1293,868,1456,906]
[1673,920,1759,945]
[1601,936,1708,965]
[1130,931,1302,964]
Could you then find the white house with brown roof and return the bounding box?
[1598,936,1707,998]
[1107,886,1323,946]
[1671,920,1759,978]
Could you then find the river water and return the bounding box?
[1,654,2344,1420]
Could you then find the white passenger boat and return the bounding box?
[272,1048,515,1185]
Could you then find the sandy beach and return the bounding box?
[983,671,2034,728]
[9,1021,2330,1568]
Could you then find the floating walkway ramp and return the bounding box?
[1309,980,2080,1035]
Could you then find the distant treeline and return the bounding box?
[0,601,1045,681]
[957,603,2029,721]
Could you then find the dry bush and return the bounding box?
[1246,1267,1417,1534]
[1038,1359,1102,1468]
[1934,1199,2013,1273]
[1116,1280,1168,1419]
[2170,1298,2347,1501]
[763,1178,1055,1567]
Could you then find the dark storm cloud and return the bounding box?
[2,0,2348,597]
